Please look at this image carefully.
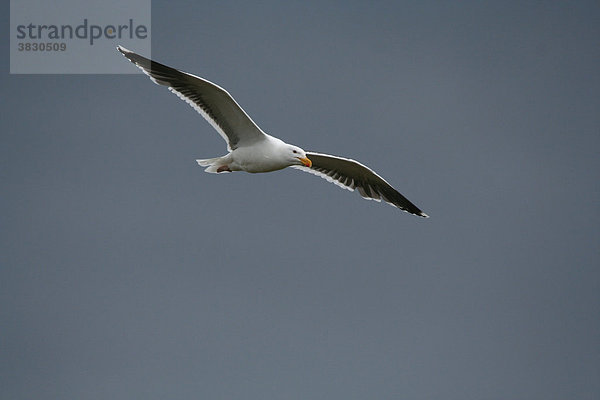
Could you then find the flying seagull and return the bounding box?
[117,46,428,217]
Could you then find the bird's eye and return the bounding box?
[292,150,297,154]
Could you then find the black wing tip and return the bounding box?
[393,199,428,218]
[116,45,131,54]
[116,45,143,65]
[400,206,429,218]
[117,45,142,66]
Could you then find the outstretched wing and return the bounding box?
[117,46,266,151]
[293,152,428,217]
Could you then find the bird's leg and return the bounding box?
[216,165,232,173]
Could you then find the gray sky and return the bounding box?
[2,1,599,399]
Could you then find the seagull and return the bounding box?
[117,46,428,217]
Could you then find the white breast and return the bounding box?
[231,136,290,173]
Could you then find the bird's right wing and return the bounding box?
[293,152,428,217]
[117,46,266,151]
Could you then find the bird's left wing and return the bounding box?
[293,152,428,217]
[117,46,266,151]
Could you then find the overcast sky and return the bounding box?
[2,1,599,399]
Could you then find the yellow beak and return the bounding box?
[297,156,312,168]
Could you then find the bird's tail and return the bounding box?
[196,156,230,173]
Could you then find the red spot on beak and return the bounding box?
[298,157,312,167]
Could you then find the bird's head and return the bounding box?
[288,145,312,168]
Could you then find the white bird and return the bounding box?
[117,46,428,217]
